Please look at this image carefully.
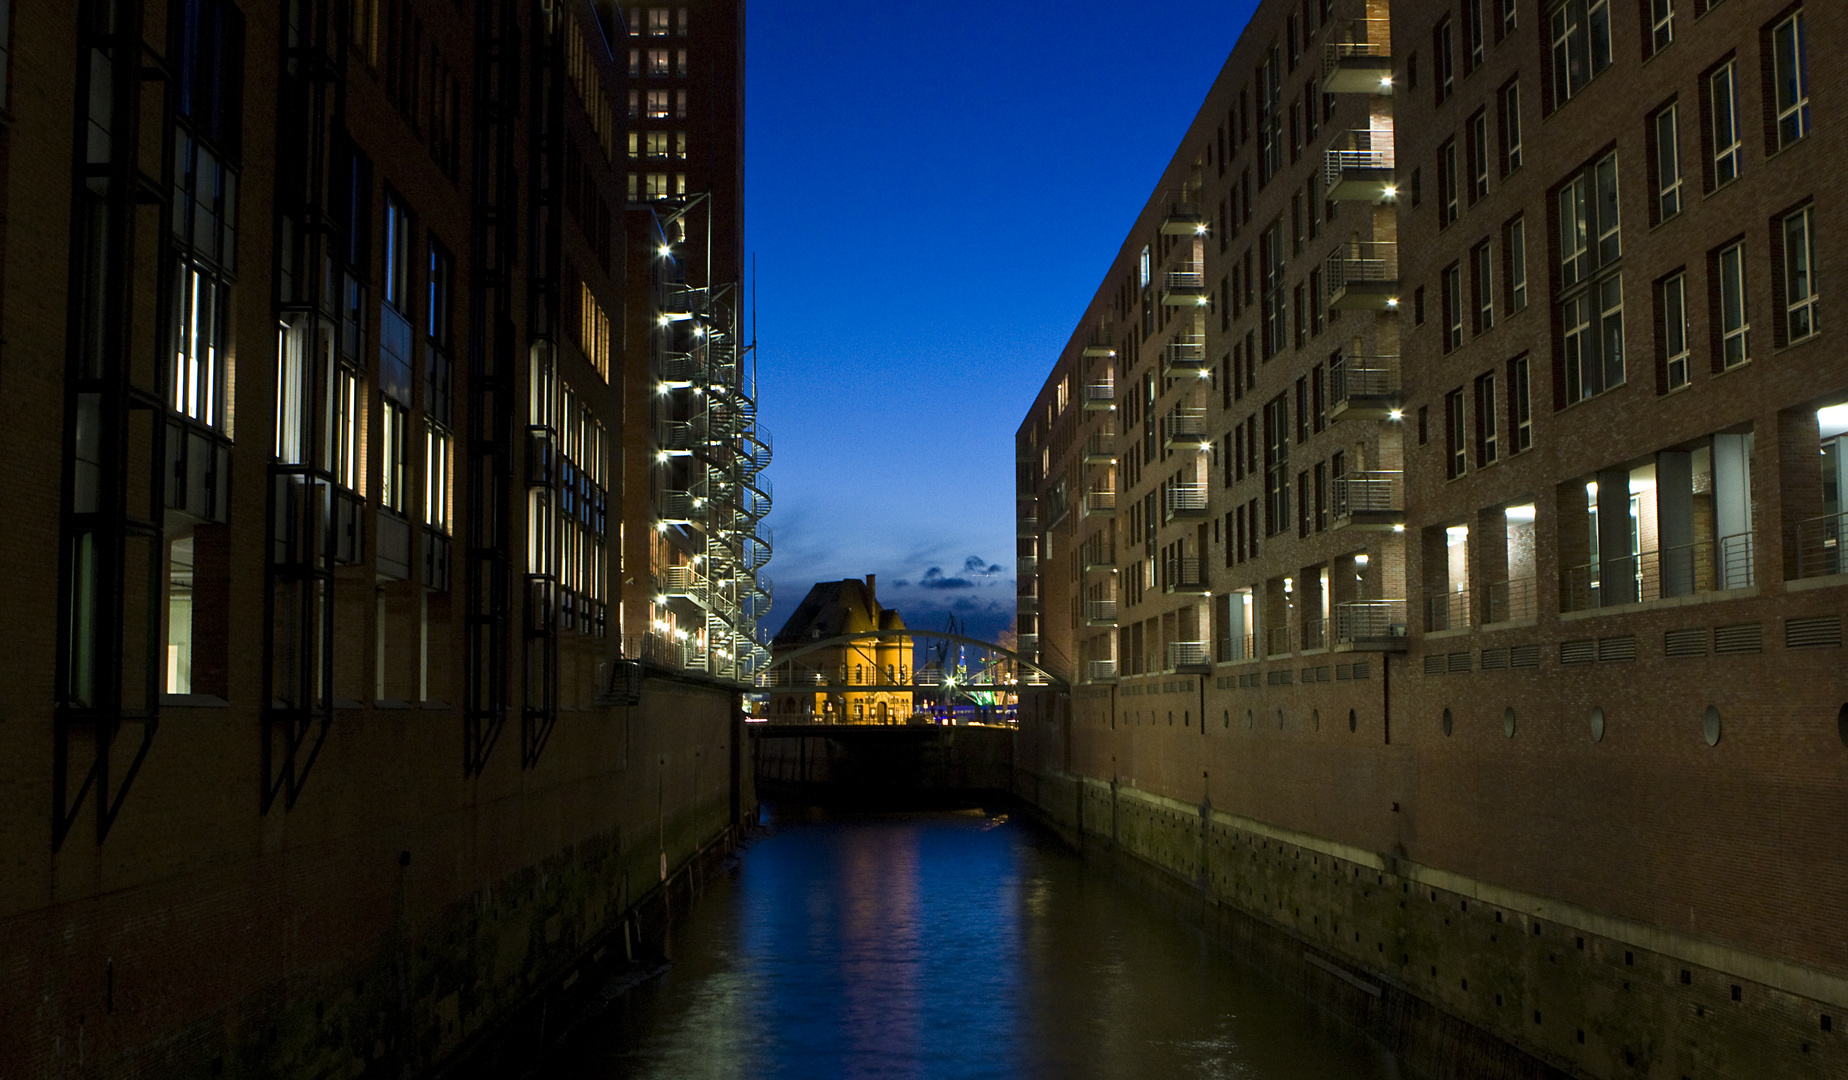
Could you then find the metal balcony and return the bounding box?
[660,353,701,388]
[1165,556,1208,594]
[1161,199,1206,236]
[1325,242,1400,311]
[1485,577,1539,623]
[1082,339,1116,359]
[1795,513,1848,579]
[1017,593,1039,615]
[1083,490,1117,518]
[1018,554,1037,576]
[1087,659,1119,683]
[1334,599,1408,650]
[1161,408,1210,452]
[1160,337,1207,377]
[657,488,709,525]
[1083,552,1118,572]
[663,564,711,606]
[1558,534,1755,612]
[1017,514,1039,537]
[1301,617,1328,651]
[1424,588,1471,632]
[1085,598,1118,626]
[1161,265,1209,307]
[1164,482,1210,521]
[1083,381,1117,411]
[1322,22,1393,95]
[1082,432,1117,463]
[1328,355,1402,421]
[1332,471,1404,531]
[1325,128,1396,201]
[1168,641,1211,674]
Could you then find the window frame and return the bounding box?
[1715,239,1750,369]
[1707,60,1741,188]
[1781,205,1818,344]
[1771,11,1810,150]
[1660,271,1691,391]
[1652,103,1682,222]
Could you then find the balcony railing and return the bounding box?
[1335,599,1408,644]
[1424,587,1471,632]
[1485,577,1538,623]
[1267,626,1294,655]
[1301,617,1328,650]
[1017,593,1040,614]
[1328,355,1401,419]
[1161,199,1205,236]
[1332,471,1403,527]
[1083,489,1118,517]
[1325,128,1396,200]
[1168,641,1211,671]
[1162,336,1207,374]
[1559,534,1755,612]
[1082,432,1117,462]
[1018,554,1037,576]
[1325,242,1400,310]
[1217,632,1257,662]
[1085,598,1119,625]
[1164,556,1208,592]
[1017,514,1039,537]
[663,564,710,600]
[1161,264,1208,306]
[1322,19,1393,94]
[1088,659,1119,682]
[1795,512,1848,578]
[1083,381,1117,410]
[1164,482,1210,519]
[1162,408,1210,450]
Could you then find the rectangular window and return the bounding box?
[1506,216,1528,311]
[1446,389,1468,478]
[425,422,451,532]
[333,367,362,491]
[1476,372,1500,464]
[1439,139,1459,226]
[1465,0,1485,69]
[580,283,611,380]
[1549,0,1611,105]
[1709,61,1741,187]
[1509,355,1533,451]
[1264,395,1290,535]
[171,263,225,428]
[1772,12,1810,149]
[647,48,670,76]
[1784,206,1819,342]
[1502,0,1518,36]
[1435,18,1455,102]
[383,195,411,313]
[1501,81,1522,173]
[1661,272,1690,390]
[1444,263,1464,351]
[1474,241,1495,332]
[1469,111,1490,201]
[380,399,407,514]
[1650,0,1674,53]
[645,89,671,118]
[1717,241,1749,367]
[1654,105,1682,221]
[648,7,671,35]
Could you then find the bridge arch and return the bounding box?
[762,630,1069,692]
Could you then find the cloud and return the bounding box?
[918,566,975,590]
[962,555,1006,576]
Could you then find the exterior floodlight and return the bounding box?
[1385,297,1400,308]
[1355,553,1370,565]
[1195,224,1208,235]
[1392,523,1406,533]
[1388,408,1404,420]
[1383,186,1398,197]
[659,245,673,257]
[1196,296,1210,306]
[1380,76,1393,88]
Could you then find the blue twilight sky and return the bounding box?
[746,0,1260,642]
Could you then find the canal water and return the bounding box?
[550,806,1403,1080]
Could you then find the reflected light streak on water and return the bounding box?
[551,810,1401,1080]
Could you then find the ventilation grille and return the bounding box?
[1336,663,1353,680]
[1597,636,1637,663]
[1314,665,1332,682]
[1786,615,1843,649]
[1714,622,1763,655]
[1424,654,1445,676]
[1510,645,1539,669]
[1664,628,1709,658]
[1481,647,1509,670]
[1448,651,1473,673]
[1267,669,1293,685]
[1351,661,1370,679]
[1240,673,1259,687]
[1561,639,1595,665]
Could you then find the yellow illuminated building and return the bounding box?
[768,576,913,723]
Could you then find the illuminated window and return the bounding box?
[648,49,670,76]
[646,90,670,119]
[424,422,452,532]
[380,400,407,514]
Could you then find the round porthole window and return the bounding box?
[1442,708,1454,736]
[1703,706,1722,747]
[1590,707,1606,742]
[1503,707,1516,738]
[1349,708,1358,732]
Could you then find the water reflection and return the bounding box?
[552,809,1399,1080]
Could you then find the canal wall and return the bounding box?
[750,723,1015,803]
[1012,690,1847,1080]
[0,674,750,1080]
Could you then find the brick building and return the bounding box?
[1016,0,1848,1075]
[0,1,764,1075]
